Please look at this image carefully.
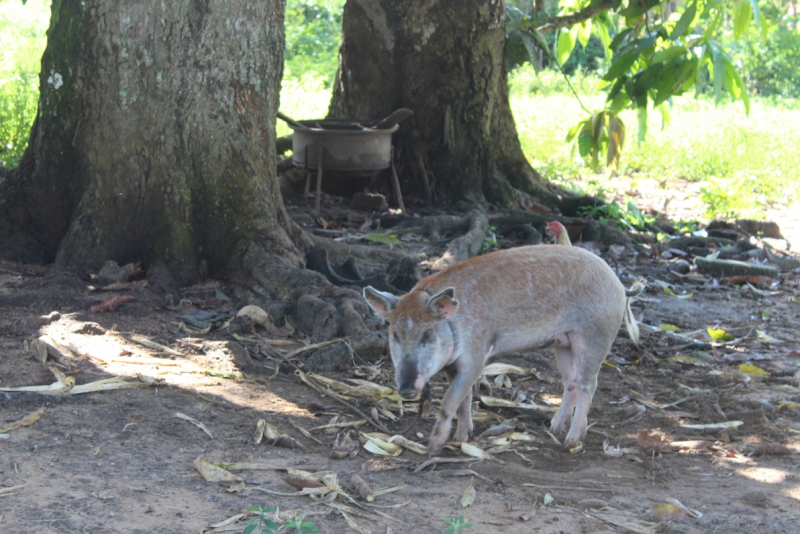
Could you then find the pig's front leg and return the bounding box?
[444,366,474,444]
[427,364,482,456]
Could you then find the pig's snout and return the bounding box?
[397,362,425,398]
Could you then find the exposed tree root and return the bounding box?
[395,210,490,271]
[305,331,388,372]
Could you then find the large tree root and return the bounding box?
[393,210,490,270]
[488,210,634,247]
[304,331,388,372]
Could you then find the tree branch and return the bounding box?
[537,0,614,34]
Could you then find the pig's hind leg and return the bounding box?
[550,337,579,436]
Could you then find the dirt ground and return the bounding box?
[1,190,799,534]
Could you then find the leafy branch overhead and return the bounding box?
[506,0,763,169]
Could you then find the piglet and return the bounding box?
[364,245,643,455]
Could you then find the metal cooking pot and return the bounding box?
[289,119,399,174]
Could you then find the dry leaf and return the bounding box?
[460,482,476,508]
[91,295,136,313]
[0,407,44,433]
[194,457,243,483]
[636,431,667,451]
[176,412,213,438]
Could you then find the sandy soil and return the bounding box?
[1,193,799,534]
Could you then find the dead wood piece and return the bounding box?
[695,258,779,278]
[656,235,736,254]
[305,331,388,373]
[350,475,375,502]
[429,210,489,271]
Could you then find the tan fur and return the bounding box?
[364,245,642,455]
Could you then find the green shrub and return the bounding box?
[284,0,344,85]
[737,28,800,99]
[0,0,50,168]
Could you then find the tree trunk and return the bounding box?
[0,0,299,281]
[329,0,564,209]
[0,0,379,342]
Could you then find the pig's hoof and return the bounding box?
[550,421,568,435]
[454,426,472,443]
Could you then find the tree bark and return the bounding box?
[0,0,381,342]
[0,0,300,283]
[329,0,565,210]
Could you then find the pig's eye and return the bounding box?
[420,330,434,345]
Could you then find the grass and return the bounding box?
[509,66,800,219]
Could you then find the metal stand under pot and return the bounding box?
[278,110,412,217]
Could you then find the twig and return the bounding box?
[522,483,613,493]
[413,457,479,475]
[277,352,393,434]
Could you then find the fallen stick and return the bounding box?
[413,457,479,474]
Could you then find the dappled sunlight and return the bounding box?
[25,314,318,419]
[736,466,792,484]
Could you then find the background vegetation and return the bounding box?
[2,0,798,220]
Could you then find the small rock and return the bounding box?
[352,192,388,212]
[741,490,770,507]
[97,260,129,286]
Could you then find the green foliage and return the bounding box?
[579,198,654,231]
[507,0,775,170]
[736,26,800,98]
[243,506,320,534]
[284,0,344,85]
[508,64,800,219]
[442,515,472,534]
[0,0,50,168]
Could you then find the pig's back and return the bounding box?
[416,245,626,351]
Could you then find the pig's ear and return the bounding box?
[363,286,399,318]
[428,287,458,319]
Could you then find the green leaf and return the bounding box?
[658,324,682,332]
[707,327,735,341]
[724,59,740,99]
[609,28,634,53]
[603,47,640,81]
[557,27,577,66]
[602,36,656,81]
[577,20,592,48]
[606,114,626,168]
[578,131,594,158]
[520,32,542,70]
[608,90,630,114]
[748,0,761,28]
[724,58,750,115]
[709,41,724,104]
[363,233,402,247]
[594,18,612,60]
[652,46,687,64]
[670,0,697,40]
[530,28,551,56]
[733,0,752,39]
[661,283,693,299]
[637,106,648,144]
